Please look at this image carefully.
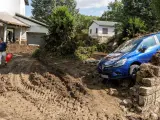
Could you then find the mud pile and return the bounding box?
[0,56,125,120]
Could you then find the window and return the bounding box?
[102,28,108,34]
[96,28,98,34]
[90,29,92,34]
[156,34,160,42]
[140,37,157,48]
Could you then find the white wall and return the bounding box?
[89,22,115,38]
[16,16,48,33]
[89,23,99,38]
[0,0,26,15]
[15,16,48,40]
[15,27,27,40]
[98,26,115,37]
[20,0,26,15]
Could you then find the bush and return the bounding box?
[32,49,41,58]
[45,6,75,55]
[74,46,97,60]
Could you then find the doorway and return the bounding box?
[7,28,15,43]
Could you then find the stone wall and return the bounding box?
[130,52,160,119]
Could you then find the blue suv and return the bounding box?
[98,33,160,80]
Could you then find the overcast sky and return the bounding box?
[26,0,115,17]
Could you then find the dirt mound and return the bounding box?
[0,55,126,120]
[29,72,88,100]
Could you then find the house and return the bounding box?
[0,0,48,45]
[89,20,117,43]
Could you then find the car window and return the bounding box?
[140,37,157,48]
[156,34,160,43]
[114,39,142,53]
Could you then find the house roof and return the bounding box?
[0,12,29,27]
[93,20,117,27]
[15,13,48,27]
[25,0,29,5]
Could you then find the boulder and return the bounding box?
[150,112,158,120]
[108,88,119,96]
[121,99,133,108]
[139,85,160,96]
[141,77,160,87]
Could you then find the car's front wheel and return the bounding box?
[129,64,140,82]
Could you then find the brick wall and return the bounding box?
[130,63,160,118]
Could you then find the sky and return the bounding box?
[26,0,115,17]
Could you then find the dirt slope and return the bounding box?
[0,53,127,120]
[0,44,130,120]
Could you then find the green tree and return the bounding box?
[100,0,123,22]
[101,0,159,39]
[75,14,99,33]
[152,0,160,19]
[31,0,77,23]
[31,0,52,23]
[45,6,75,55]
[122,0,158,32]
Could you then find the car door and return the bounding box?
[137,36,159,63]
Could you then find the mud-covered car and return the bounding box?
[98,33,160,80]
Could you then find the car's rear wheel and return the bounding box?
[129,64,140,84]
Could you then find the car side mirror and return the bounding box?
[139,46,148,53]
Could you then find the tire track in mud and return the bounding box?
[0,57,124,120]
[10,59,99,120]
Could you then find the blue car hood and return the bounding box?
[100,52,128,66]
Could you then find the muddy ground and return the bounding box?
[0,44,141,120]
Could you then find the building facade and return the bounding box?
[0,0,48,46]
[89,20,117,43]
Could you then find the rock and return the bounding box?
[108,88,119,96]
[153,106,159,114]
[121,92,128,97]
[141,77,160,87]
[121,99,132,108]
[130,86,139,96]
[120,105,128,112]
[135,106,142,113]
[150,112,158,120]
[129,108,135,112]
[84,58,99,64]
[139,85,160,96]
[121,82,129,88]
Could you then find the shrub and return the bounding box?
[45,6,75,55]
[74,46,97,60]
[32,49,41,58]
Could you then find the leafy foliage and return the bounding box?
[74,46,97,60]
[45,6,75,55]
[31,0,53,23]
[101,1,123,22]
[31,0,77,23]
[101,0,160,41]
[32,48,41,58]
[75,14,99,33]
[122,0,158,32]
[152,0,160,19]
